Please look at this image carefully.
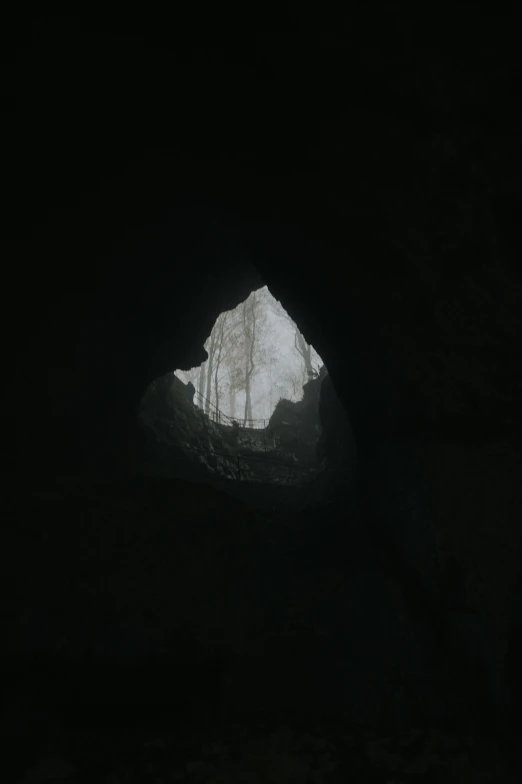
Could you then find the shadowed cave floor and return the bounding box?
[11,719,520,784]
[3,473,521,783]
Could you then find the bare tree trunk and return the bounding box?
[212,313,228,419]
[205,330,216,414]
[198,362,206,407]
[214,362,221,418]
[295,329,313,381]
[245,388,252,423]
[242,294,257,425]
[296,329,313,374]
[243,301,250,426]
[229,386,236,418]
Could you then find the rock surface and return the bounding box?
[139,372,325,490]
[5,8,522,781]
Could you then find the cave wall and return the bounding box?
[5,10,522,724]
[7,13,522,468]
[365,436,522,713]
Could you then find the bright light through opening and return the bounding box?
[175,286,325,427]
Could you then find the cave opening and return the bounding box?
[137,286,341,507]
[175,286,324,426]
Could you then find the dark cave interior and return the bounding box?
[4,10,522,782]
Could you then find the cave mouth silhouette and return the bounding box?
[132,282,346,505]
[174,285,325,428]
[135,285,342,504]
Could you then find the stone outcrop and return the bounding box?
[267,369,324,464]
[139,373,328,491]
[139,373,243,481]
